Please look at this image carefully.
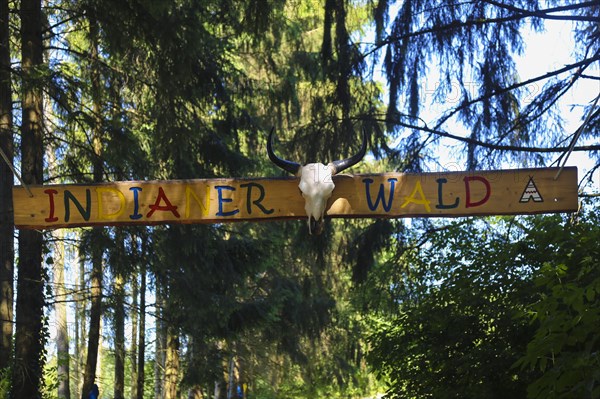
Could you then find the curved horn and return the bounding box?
[330,129,368,174]
[267,128,301,175]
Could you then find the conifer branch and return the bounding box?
[370,115,600,154]
[433,52,600,129]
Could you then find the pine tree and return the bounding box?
[136,257,146,399]
[130,264,139,399]
[12,0,46,396]
[0,0,13,373]
[81,14,106,398]
[373,0,599,170]
[53,220,71,399]
[113,269,126,399]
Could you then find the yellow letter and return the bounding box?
[96,187,126,219]
[185,185,210,217]
[401,180,431,212]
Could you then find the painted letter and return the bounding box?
[240,182,274,215]
[146,187,181,218]
[401,180,431,212]
[363,178,397,212]
[464,176,491,208]
[435,178,459,209]
[96,187,126,219]
[64,189,91,222]
[215,185,239,217]
[185,185,210,217]
[129,187,143,220]
[44,189,59,222]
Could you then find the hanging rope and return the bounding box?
[0,145,34,197]
[555,93,600,180]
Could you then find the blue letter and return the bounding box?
[435,178,459,209]
[363,178,397,212]
[215,185,239,217]
[129,187,143,220]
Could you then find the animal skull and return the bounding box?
[267,129,367,234]
[297,162,335,234]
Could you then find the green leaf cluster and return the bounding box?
[516,207,600,398]
[367,201,600,399]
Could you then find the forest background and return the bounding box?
[0,0,599,398]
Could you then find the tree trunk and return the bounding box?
[47,132,70,399]
[188,386,204,399]
[155,285,166,399]
[73,293,79,397]
[0,0,13,373]
[12,0,45,397]
[74,243,87,398]
[227,356,235,399]
[164,325,180,399]
[113,270,125,399]
[54,229,71,399]
[113,231,125,399]
[136,261,146,399]
[186,338,204,399]
[81,15,104,399]
[130,265,139,399]
[81,236,102,399]
[96,320,103,389]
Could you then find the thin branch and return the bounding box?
[434,52,600,129]
[498,55,589,142]
[368,114,600,154]
[363,14,526,59]
[43,12,85,35]
[363,1,598,60]
[483,0,598,22]
[581,74,600,81]
[578,162,600,192]
[45,45,156,88]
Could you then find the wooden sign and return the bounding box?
[12,167,578,230]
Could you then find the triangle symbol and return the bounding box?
[519,177,544,203]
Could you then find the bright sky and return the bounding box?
[365,9,599,193]
[514,19,599,193]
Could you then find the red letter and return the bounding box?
[44,189,59,222]
[146,187,180,218]
[464,176,491,208]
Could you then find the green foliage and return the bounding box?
[367,203,600,399]
[367,218,540,398]
[0,367,10,399]
[515,208,600,398]
[96,347,156,399]
[40,359,59,399]
[6,0,597,397]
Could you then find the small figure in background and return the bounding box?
[88,383,99,399]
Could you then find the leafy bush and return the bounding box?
[367,204,600,399]
[515,209,600,398]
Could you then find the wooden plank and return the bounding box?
[12,167,578,229]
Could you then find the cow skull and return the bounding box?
[267,129,367,234]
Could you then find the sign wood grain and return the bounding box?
[12,167,578,229]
